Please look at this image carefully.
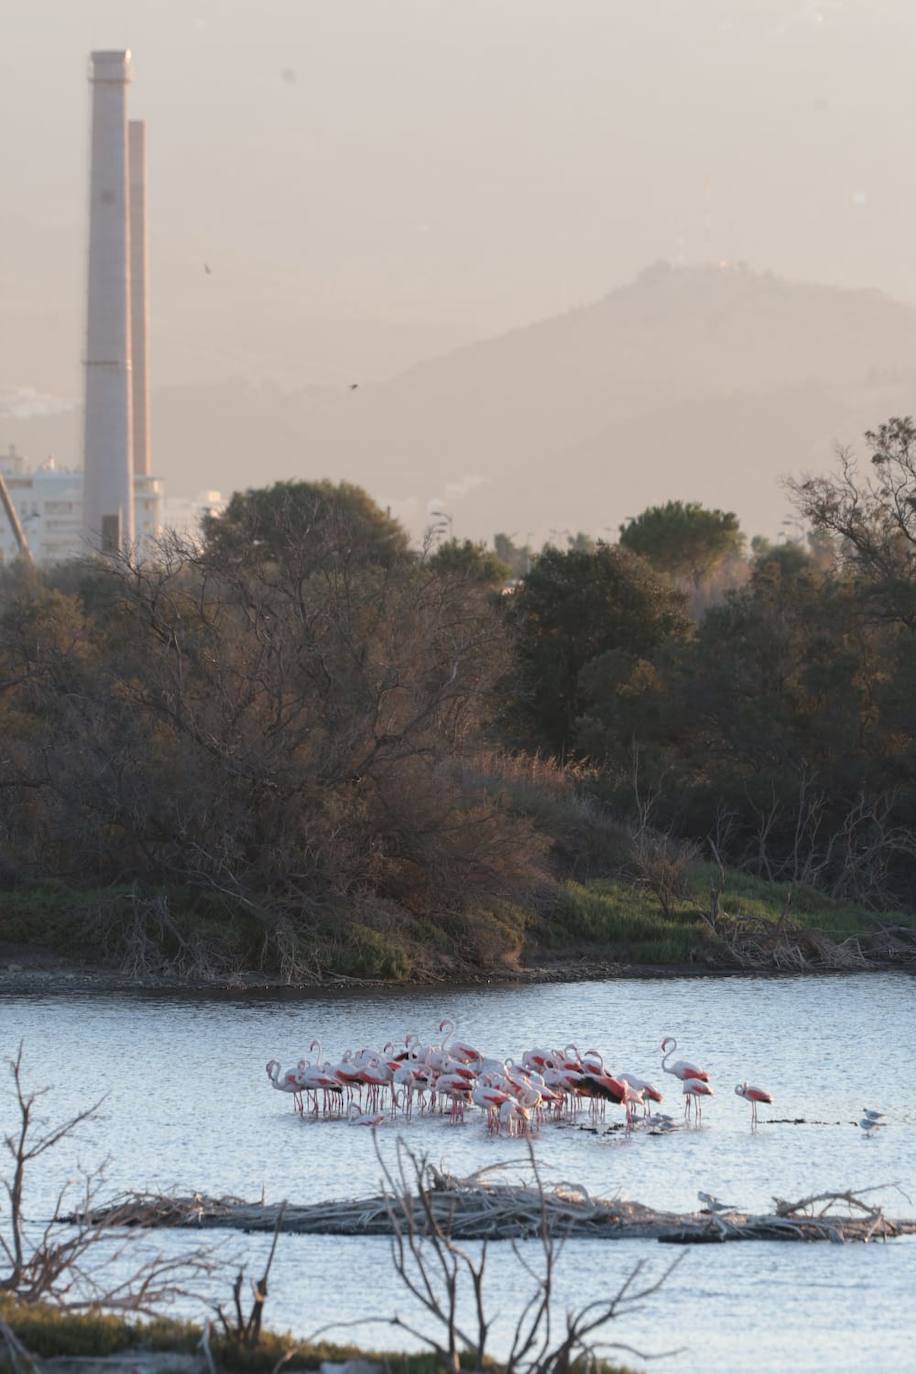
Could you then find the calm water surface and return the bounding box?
[1,975,914,1373]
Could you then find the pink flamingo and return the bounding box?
[660,1037,710,1083]
[265,1060,304,1113]
[617,1079,646,1126]
[438,1019,482,1064]
[620,1071,661,1104]
[575,1069,628,1124]
[735,1081,772,1126]
[296,1061,343,1116]
[435,1072,473,1124]
[682,1077,713,1123]
[472,1083,512,1134]
[497,1098,531,1136]
[522,1047,556,1071]
[393,1063,420,1118]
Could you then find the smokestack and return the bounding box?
[129,120,150,478]
[82,50,134,553]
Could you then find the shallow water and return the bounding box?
[1,974,914,1372]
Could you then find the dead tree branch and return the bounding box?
[1,1044,217,1314]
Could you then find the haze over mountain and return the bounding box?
[6,262,916,543]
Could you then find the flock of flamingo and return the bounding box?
[264,1021,774,1134]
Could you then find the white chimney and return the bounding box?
[82,49,134,553]
[129,119,151,478]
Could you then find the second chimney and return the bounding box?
[129,119,150,478]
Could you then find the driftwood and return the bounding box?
[69,1171,916,1246]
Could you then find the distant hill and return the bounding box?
[7,263,916,541]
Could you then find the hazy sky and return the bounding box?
[4,0,916,404]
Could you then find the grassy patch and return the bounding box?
[542,880,712,965]
[4,863,910,982]
[0,882,259,975]
[536,863,915,967]
[689,864,914,938]
[0,883,531,984]
[0,1298,636,1373]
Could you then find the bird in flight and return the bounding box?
[349,383,359,391]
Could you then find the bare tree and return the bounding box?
[788,419,916,629]
[0,1045,216,1314]
[372,1140,682,1374]
[0,512,544,980]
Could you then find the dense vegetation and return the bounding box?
[2,426,916,982]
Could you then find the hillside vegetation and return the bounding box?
[2,442,916,984]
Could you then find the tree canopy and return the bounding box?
[619,500,745,585]
[428,538,510,584]
[506,544,690,753]
[493,533,533,578]
[202,479,410,572]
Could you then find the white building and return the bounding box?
[0,444,165,565]
[161,489,225,541]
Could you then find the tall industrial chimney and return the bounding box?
[82,50,134,553]
[128,120,150,478]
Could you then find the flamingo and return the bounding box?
[295,1059,343,1116]
[348,1103,384,1127]
[333,1052,366,1086]
[265,1025,742,1135]
[563,1044,587,1070]
[682,1077,713,1123]
[582,1054,642,1122]
[660,1037,710,1083]
[265,1060,305,1113]
[735,1081,772,1126]
[618,1073,664,1112]
[575,1069,628,1123]
[522,1047,557,1071]
[617,1079,646,1126]
[438,1020,482,1064]
[393,1063,420,1118]
[435,1072,473,1124]
[497,1098,531,1136]
[472,1083,512,1134]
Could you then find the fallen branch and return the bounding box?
[70,1174,916,1246]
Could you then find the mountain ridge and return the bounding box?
[5,263,916,541]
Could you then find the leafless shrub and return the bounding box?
[371,1140,682,1374]
[628,831,700,919]
[75,891,242,983]
[0,1045,216,1314]
[213,1205,286,1351]
[742,771,916,907]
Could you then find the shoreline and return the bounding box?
[0,945,910,998]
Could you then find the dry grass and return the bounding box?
[453,750,631,880]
